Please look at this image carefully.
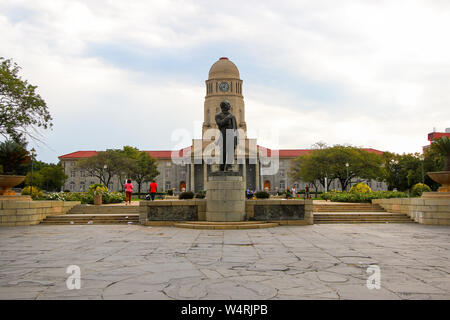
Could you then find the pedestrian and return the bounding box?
[149,179,158,201]
[292,186,297,198]
[305,184,310,199]
[124,179,133,205]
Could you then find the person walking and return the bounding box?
[149,180,158,201]
[124,179,133,205]
[292,186,297,198]
[305,184,310,199]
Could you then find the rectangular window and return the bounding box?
[80,170,85,177]
[165,181,171,190]
[165,169,170,179]
[71,171,76,178]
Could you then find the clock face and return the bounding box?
[219,82,229,92]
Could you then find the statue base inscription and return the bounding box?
[206,174,246,221]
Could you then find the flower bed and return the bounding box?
[41,191,125,204]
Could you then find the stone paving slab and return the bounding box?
[0,223,449,300]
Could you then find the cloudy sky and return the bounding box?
[1,0,449,163]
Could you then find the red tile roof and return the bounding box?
[59,146,383,160]
[59,151,98,159]
[257,146,383,157]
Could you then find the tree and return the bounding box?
[430,136,450,171]
[328,146,383,191]
[290,144,384,192]
[76,150,125,186]
[129,151,159,198]
[381,152,440,191]
[290,148,333,191]
[116,146,141,192]
[0,139,30,175]
[25,163,67,191]
[0,57,52,142]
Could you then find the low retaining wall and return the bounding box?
[246,199,313,225]
[373,198,450,225]
[0,200,81,227]
[140,199,313,226]
[139,200,206,225]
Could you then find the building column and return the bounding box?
[203,162,207,191]
[190,163,195,192]
[243,158,247,187]
[255,160,260,191]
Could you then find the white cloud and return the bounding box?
[1,0,449,162]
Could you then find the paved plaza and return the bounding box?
[0,223,449,300]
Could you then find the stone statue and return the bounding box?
[215,100,239,171]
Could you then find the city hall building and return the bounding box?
[59,58,387,193]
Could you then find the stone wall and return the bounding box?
[246,199,313,225]
[373,198,450,225]
[139,199,313,226]
[139,200,206,225]
[0,200,81,227]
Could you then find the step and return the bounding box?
[173,221,279,230]
[314,221,414,224]
[67,205,141,214]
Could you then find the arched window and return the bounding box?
[80,181,85,192]
[69,181,75,191]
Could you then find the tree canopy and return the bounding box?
[76,147,159,196]
[0,57,52,142]
[290,144,384,191]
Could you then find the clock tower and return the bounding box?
[202,57,247,135]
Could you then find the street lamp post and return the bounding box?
[30,148,36,195]
[345,162,349,191]
[419,154,425,195]
[103,165,108,188]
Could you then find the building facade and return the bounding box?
[59,58,387,193]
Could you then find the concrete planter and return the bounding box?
[0,175,25,196]
[94,193,102,205]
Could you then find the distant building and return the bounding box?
[59,58,387,193]
[423,128,450,152]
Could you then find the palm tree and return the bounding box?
[431,136,450,171]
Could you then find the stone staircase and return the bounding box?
[41,213,139,225]
[66,204,141,215]
[313,202,386,212]
[40,204,140,225]
[173,221,279,230]
[313,202,414,224]
[314,212,414,224]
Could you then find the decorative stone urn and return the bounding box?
[427,171,450,192]
[0,175,25,196]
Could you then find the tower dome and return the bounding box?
[208,57,240,79]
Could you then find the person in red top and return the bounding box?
[149,180,158,201]
[124,179,133,205]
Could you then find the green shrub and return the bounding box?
[195,190,206,199]
[88,183,108,194]
[41,191,124,204]
[179,191,194,199]
[21,186,43,199]
[321,191,407,203]
[410,183,431,197]
[255,191,270,199]
[167,189,174,196]
[350,183,372,193]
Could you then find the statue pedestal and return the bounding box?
[206,173,246,221]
